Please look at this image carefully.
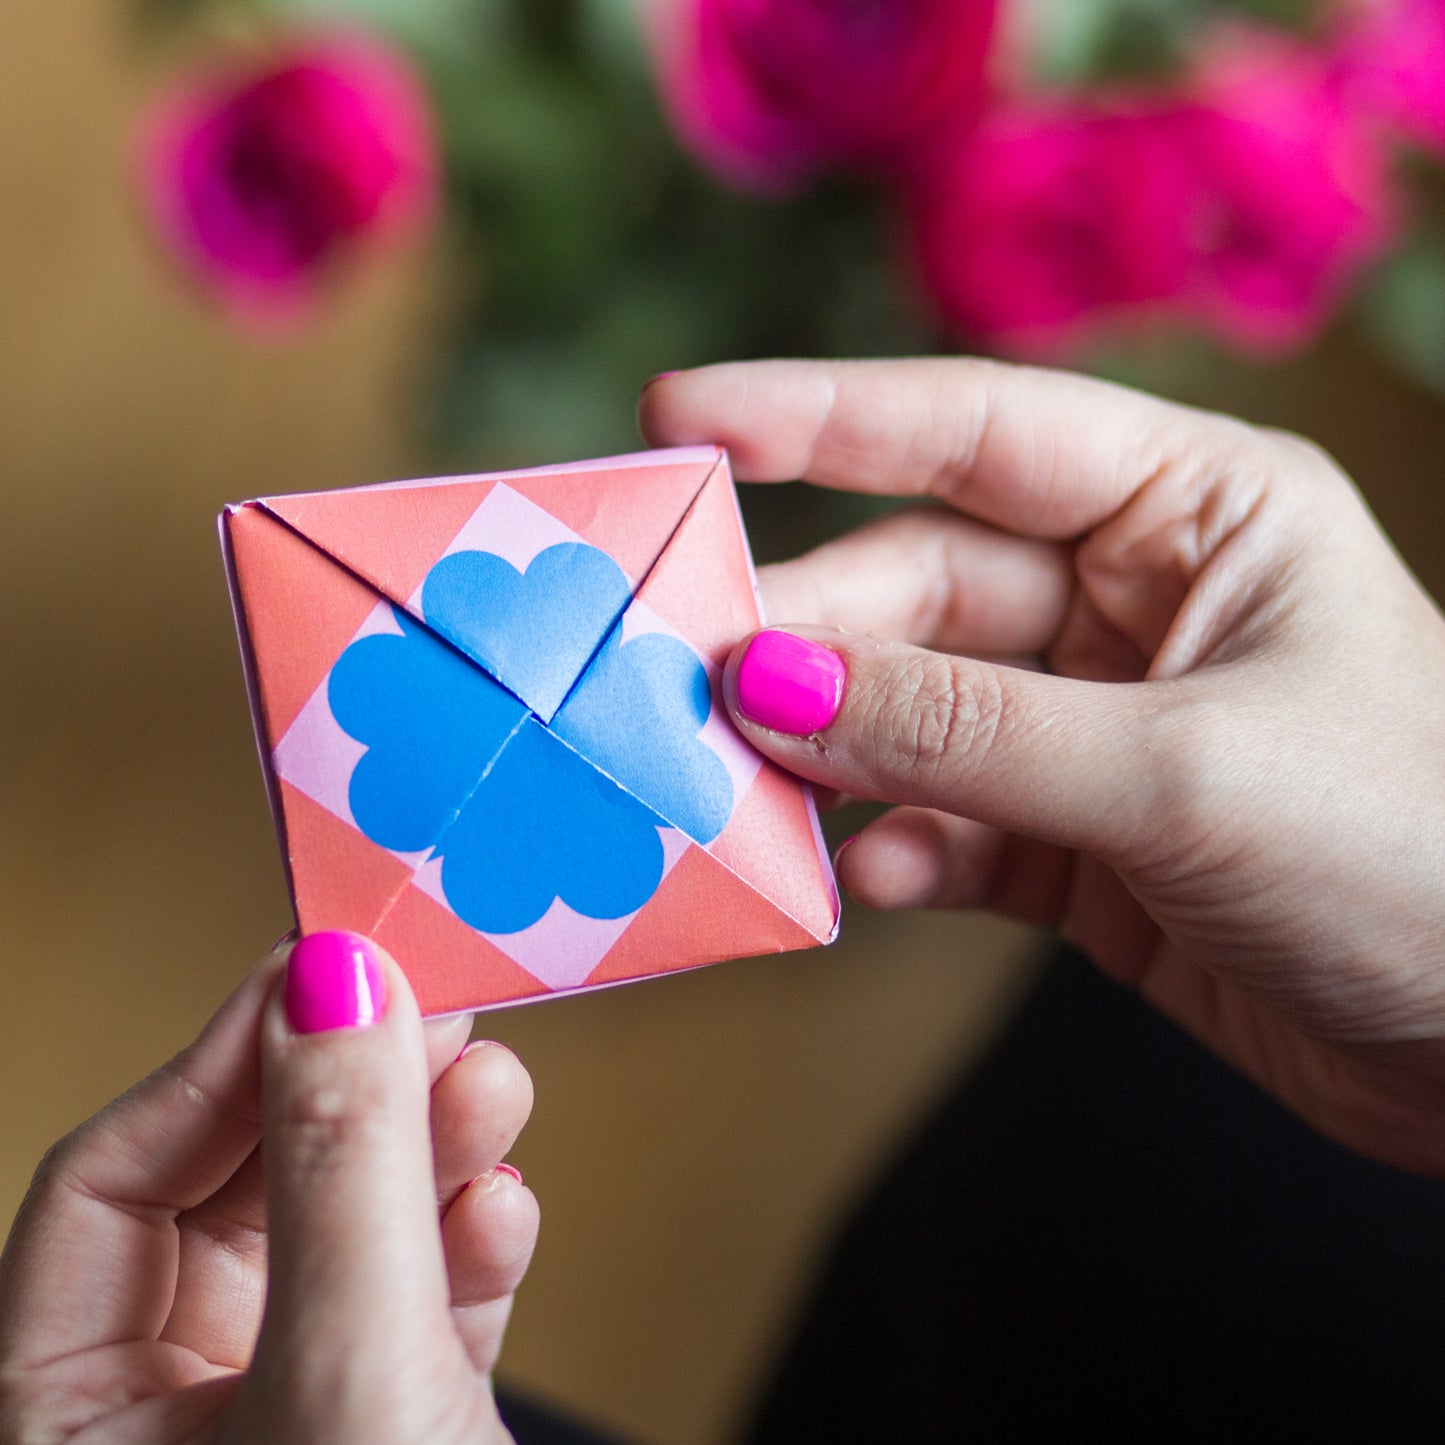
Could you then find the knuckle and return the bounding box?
[1128,688,1249,874]
[1258,424,1342,478]
[19,1134,94,1219]
[270,1074,392,1187]
[871,651,1005,798]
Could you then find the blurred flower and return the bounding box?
[910,30,1399,358]
[646,0,998,193]
[1332,0,1445,154]
[138,34,437,330]
[906,100,1198,356]
[1178,30,1400,351]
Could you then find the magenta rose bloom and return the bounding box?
[139,33,437,329]
[1333,0,1445,153]
[910,31,1398,359]
[649,0,998,192]
[1176,31,1399,352]
[907,100,1198,355]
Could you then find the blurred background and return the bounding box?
[3,1,1444,1442]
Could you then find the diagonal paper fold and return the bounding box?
[223,446,838,1013]
[257,451,722,719]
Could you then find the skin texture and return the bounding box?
[641,358,1445,1177]
[0,942,537,1444]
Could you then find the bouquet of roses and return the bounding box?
[135,0,1445,451]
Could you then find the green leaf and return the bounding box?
[1361,238,1445,396]
[255,0,501,61]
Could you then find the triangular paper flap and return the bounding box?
[631,452,762,668]
[622,460,838,941]
[260,453,720,722]
[280,782,415,937]
[549,622,735,852]
[260,454,720,625]
[226,504,382,741]
[583,841,820,990]
[371,883,550,1014]
[262,477,502,613]
[707,762,839,943]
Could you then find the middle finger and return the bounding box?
[758,505,1073,657]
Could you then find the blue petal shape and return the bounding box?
[422,543,631,721]
[327,542,737,938]
[328,609,526,853]
[552,623,732,845]
[436,720,666,934]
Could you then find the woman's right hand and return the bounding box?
[642,358,1445,1177]
[0,932,538,1444]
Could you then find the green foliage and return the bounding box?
[1362,234,1445,397]
[132,0,1437,500]
[1026,0,1321,84]
[419,2,938,467]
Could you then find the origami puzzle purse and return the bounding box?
[222,446,839,1015]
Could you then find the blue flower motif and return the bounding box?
[436,721,666,934]
[552,624,732,846]
[422,543,631,721]
[328,610,525,853]
[329,542,735,934]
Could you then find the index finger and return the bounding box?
[638,358,1229,540]
[0,952,281,1371]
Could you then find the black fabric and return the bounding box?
[496,1388,635,1445]
[745,945,1445,1444]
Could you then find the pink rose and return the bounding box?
[1177,31,1399,351]
[906,100,1198,355]
[909,32,1399,359]
[139,33,437,330]
[647,0,998,193]
[1332,0,1445,153]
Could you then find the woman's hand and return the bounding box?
[643,358,1445,1176]
[0,932,538,1444]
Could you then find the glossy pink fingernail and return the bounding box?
[833,834,859,869]
[494,1163,524,1184]
[735,630,847,735]
[285,931,387,1034]
[643,369,680,388]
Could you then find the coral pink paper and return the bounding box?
[222,447,838,1015]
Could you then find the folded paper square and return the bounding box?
[221,447,840,1014]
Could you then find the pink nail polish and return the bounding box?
[735,631,847,735]
[285,931,387,1034]
[643,369,680,388]
[456,1038,512,1064]
[833,834,859,869]
[495,1162,523,1184]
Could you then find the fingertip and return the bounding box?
[443,1166,541,1294]
[452,1040,535,1124]
[281,931,389,1035]
[720,628,755,712]
[267,925,299,956]
[840,815,952,911]
[727,628,848,737]
[262,932,422,1054]
[431,1041,536,1197]
[637,367,689,447]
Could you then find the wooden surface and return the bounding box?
[4,7,1444,1445]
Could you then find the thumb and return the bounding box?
[246,931,457,1416]
[725,627,1159,858]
